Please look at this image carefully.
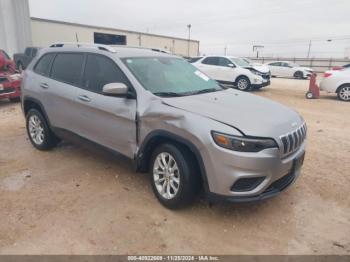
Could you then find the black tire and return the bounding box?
[9,97,21,103]
[294,71,304,79]
[149,143,201,209]
[337,85,350,101]
[235,76,251,91]
[26,109,57,150]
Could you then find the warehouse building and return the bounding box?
[0,0,199,57]
[30,18,200,57]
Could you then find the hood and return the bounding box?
[162,89,304,139]
[245,64,270,74]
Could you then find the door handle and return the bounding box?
[78,95,91,102]
[40,83,49,89]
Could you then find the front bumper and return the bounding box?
[201,138,306,202]
[206,153,303,203]
[0,80,21,99]
[252,80,271,88]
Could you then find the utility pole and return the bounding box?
[307,39,332,58]
[224,45,228,56]
[307,40,312,58]
[187,24,191,57]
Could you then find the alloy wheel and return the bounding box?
[153,152,180,200]
[237,78,248,90]
[28,115,45,145]
[339,86,350,101]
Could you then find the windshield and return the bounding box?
[230,57,250,67]
[123,57,223,96]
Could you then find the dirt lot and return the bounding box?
[0,78,349,255]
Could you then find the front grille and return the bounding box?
[0,87,15,94]
[280,123,307,156]
[262,74,270,80]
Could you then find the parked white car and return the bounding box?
[320,68,350,101]
[192,56,271,91]
[266,61,313,79]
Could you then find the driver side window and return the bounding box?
[82,54,130,94]
[218,57,233,67]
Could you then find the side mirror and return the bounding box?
[102,83,135,98]
[227,63,235,68]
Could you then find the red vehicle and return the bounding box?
[0,49,21,102]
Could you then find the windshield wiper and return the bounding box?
[188,88,222,95]
[153,92,184,97]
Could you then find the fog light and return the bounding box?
[231,177,265,192]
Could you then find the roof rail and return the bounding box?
[49,42,117,53]
[109,45,171,54]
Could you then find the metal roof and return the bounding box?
[31,17,200,43]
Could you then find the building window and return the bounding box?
[94,32,127,45]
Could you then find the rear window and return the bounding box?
[51,53,85,86]
[34,53,56,76]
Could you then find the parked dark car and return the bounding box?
[14,47,41,71]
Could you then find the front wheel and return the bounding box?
[26,109,57,150]
[150,144,200,209]
[235,76,251,91]
[337,85,350,101]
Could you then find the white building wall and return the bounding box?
[0,0,32,57]
[30,18,199,57]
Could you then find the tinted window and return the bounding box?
[32,48,38,57]
[82,54,130,94]
[218,57,232,67]
[34,53,56,76]
[202,57,220,66]
[51,53,84,86]
[25,48,31,56]
[269,62,281,66]
[94,32,126,45]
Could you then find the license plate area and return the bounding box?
[293,152,305,172]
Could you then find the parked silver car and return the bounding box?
[21,43,306,209]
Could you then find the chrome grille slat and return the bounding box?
[279,123,307,157]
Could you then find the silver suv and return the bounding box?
[21,43,306,209]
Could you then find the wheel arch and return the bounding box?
[234,74,251,84]
[336,83,350,93]
[136,130,209,190]
[23,96,52,127]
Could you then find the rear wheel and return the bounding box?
[236,76,251,91]
[26,109,57,150]
[337,85,350,101]
[150,143,200,209]
[294,71,304,79]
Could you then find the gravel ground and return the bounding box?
[0,78,349,255]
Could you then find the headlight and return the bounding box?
[212,131,278,152]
